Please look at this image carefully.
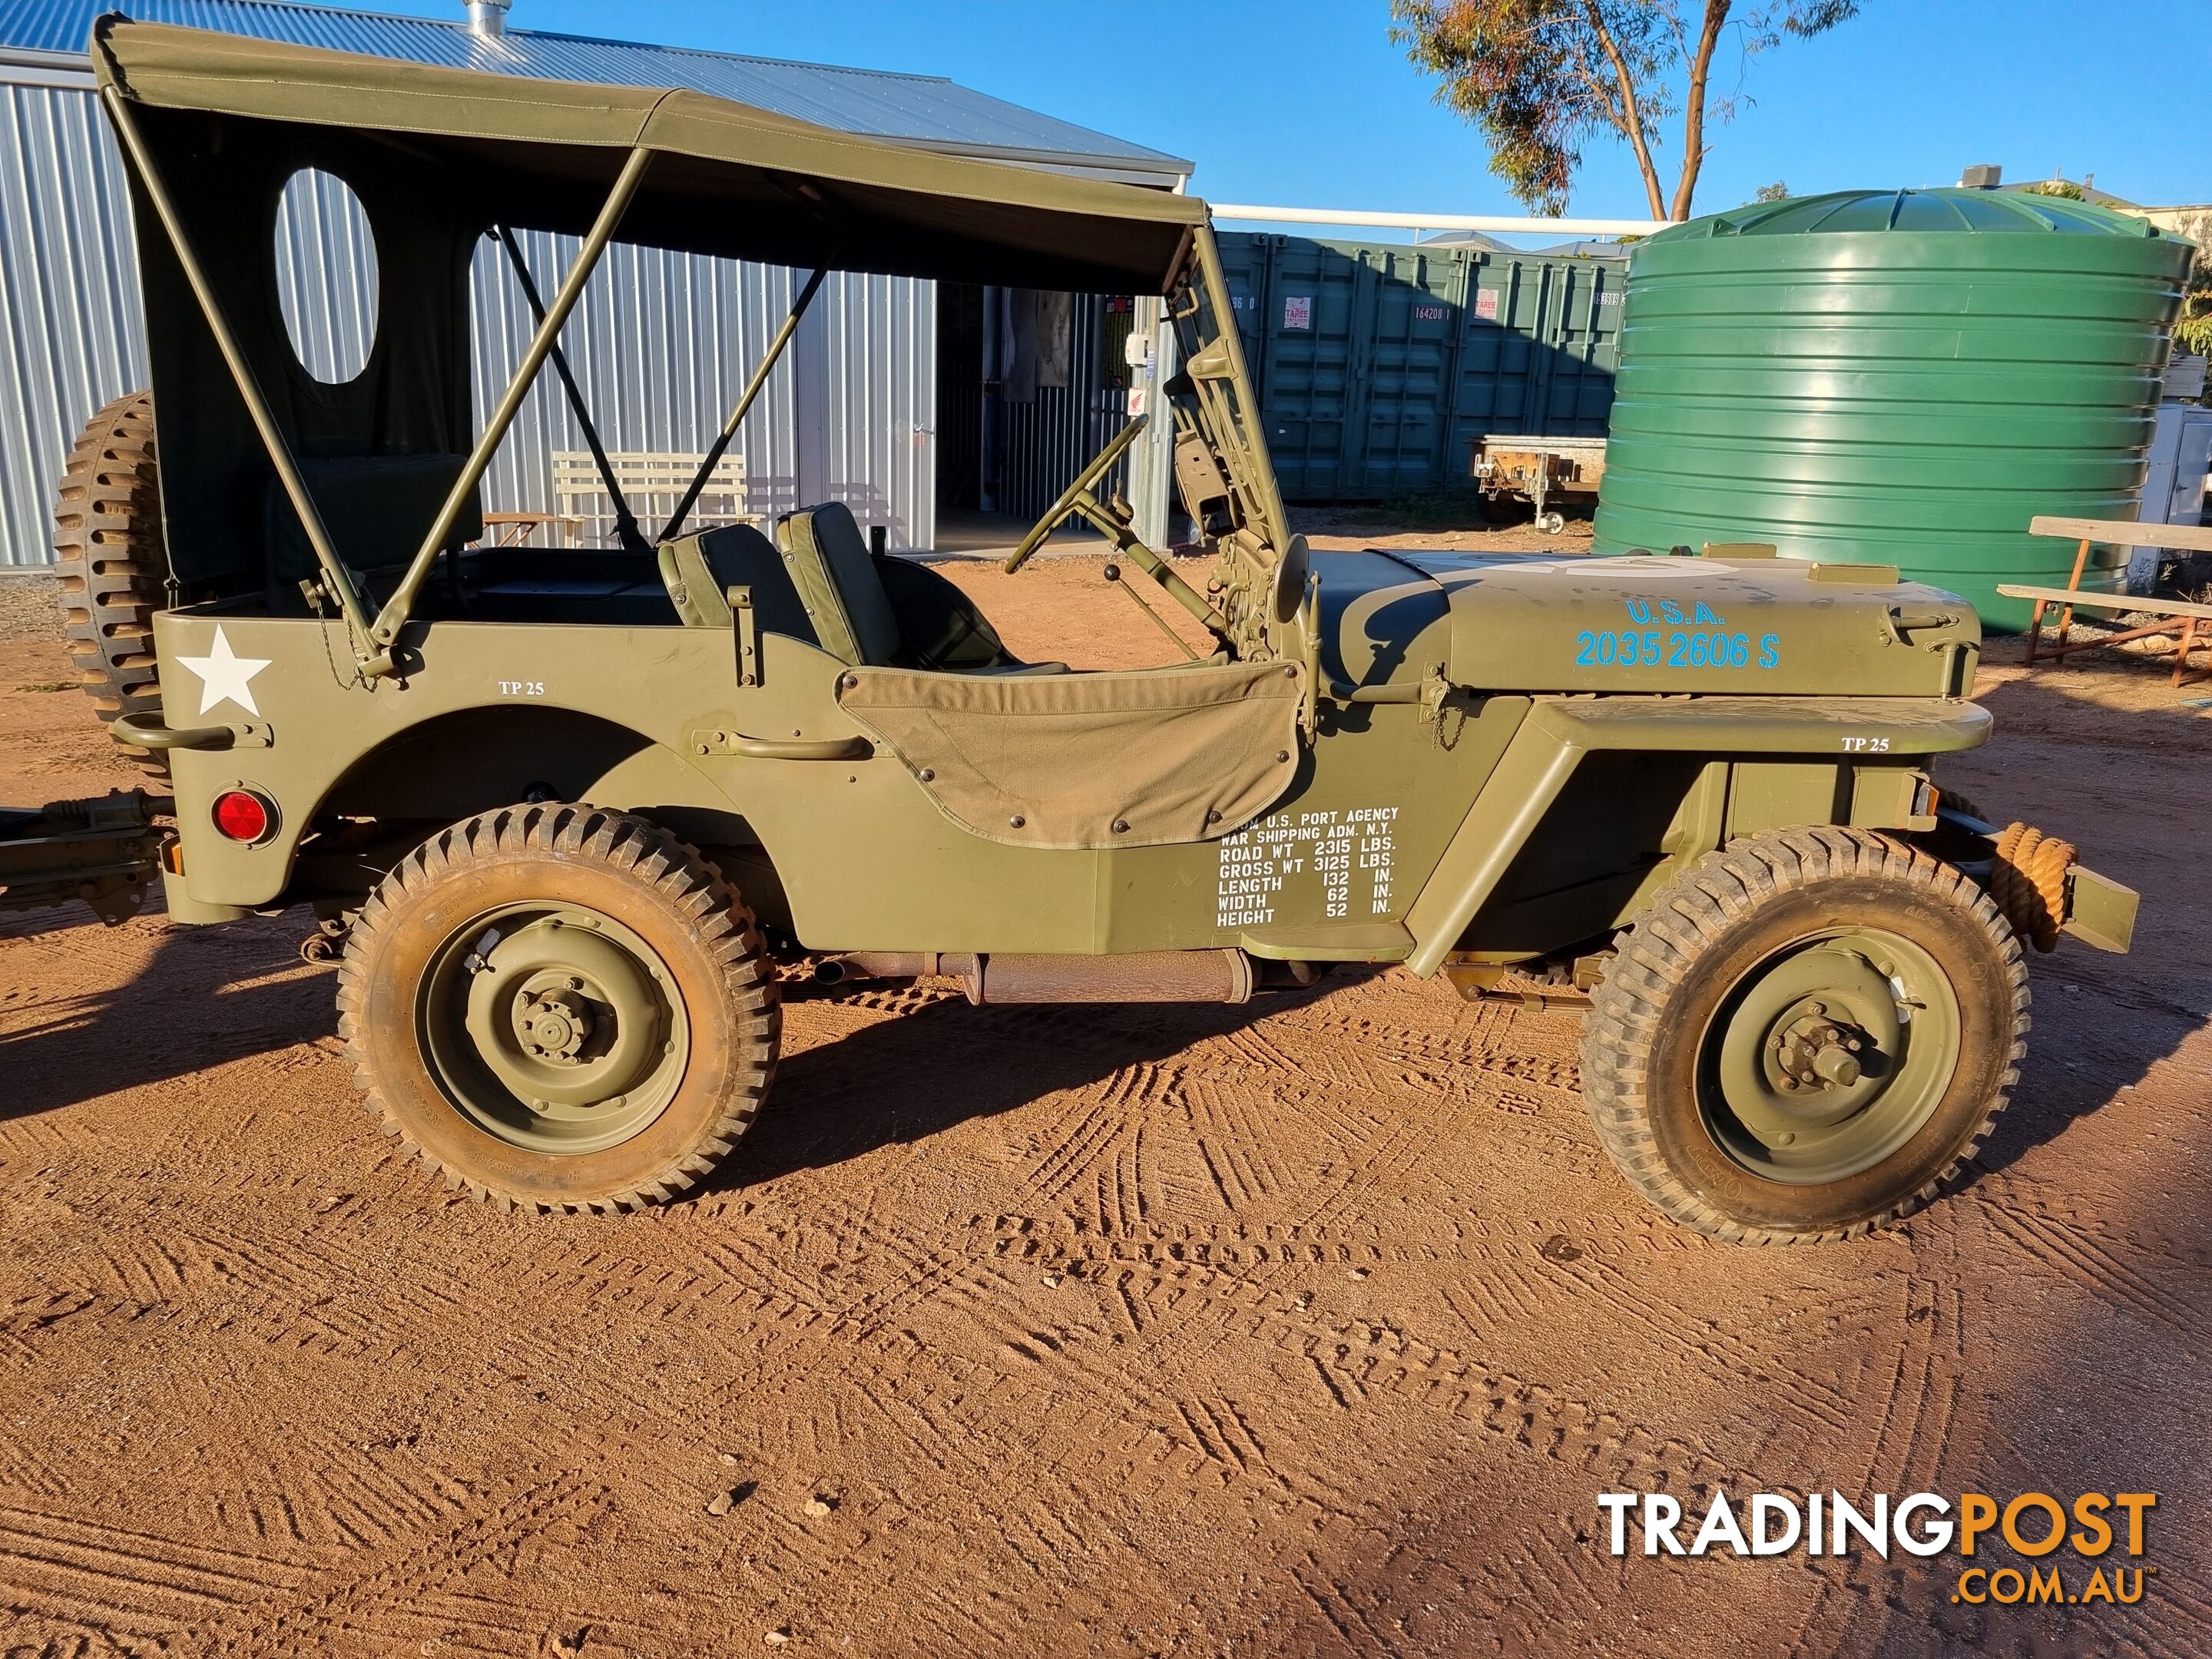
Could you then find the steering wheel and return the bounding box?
[1001,415,1151,575]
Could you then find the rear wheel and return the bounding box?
[1580,827,2027,1244]
[52,391,170,778]
[338,804,779,1211]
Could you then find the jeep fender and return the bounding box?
[1401,695,1992,978]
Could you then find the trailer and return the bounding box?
[1472,433,1608,533]
[0,790,167,925]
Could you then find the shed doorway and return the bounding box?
[932,283,1134,557]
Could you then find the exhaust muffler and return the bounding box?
[814,949,1253,1005]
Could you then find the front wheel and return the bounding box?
[1580,827,2028,1244]
[338,805,780,1212]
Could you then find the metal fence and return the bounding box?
[0,75,938,568]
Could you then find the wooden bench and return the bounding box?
[485,451,752,548]
[1998,515,2212,687]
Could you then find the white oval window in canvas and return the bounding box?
[273,168,379,384]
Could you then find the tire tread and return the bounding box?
[51,390,169,778]
[1579,826,2028,1246]
[336,804,780,1214]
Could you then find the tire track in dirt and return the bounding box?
[735,1342,1187,1644]
[920,1212,1764,1528]
[0,1079,1929,1659]
[1181,1078,1296,1213]
[1287,1102,1455,1235]
[181,1465,618,1654]
[1558,1256,1863,1435]
[0,1505,323,1640]
[0,1418,73,1502]
[1286,1550,1403,1652]
[1012,1094,1131,1214]
[749,1230,1356,1533]
[1973,1190,2210,1336]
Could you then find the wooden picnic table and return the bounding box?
[2000,515,2212,687]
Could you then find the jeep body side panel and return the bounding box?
[158,613,1525,956]
[157,611,755,906]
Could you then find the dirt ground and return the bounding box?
[1,523,2207,1656]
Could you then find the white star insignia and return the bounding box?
[174,625,272,718]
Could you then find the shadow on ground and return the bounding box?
[0,908,329,1119]
[722,975,1360,1190]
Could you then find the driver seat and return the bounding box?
[776,503,1067,674]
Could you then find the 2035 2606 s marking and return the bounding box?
[1579,827,2029,1245]
[337,803,780,1213]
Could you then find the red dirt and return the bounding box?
[0,545,2206,1656]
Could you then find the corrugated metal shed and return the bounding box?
[0,2,1184,568]
[0,0,1190,181]
[0,75,149,569]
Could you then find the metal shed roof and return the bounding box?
[0,0,1193,183]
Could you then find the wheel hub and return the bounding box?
[1767,1002,1868,1094]
[1705,930,1962,1184]
[514,983,594,1063]
[419,903,690,1155]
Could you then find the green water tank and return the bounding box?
[1591,188,2194,629]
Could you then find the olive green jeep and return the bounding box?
[17,18,2136,1242]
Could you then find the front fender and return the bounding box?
[1400,694,1992,977]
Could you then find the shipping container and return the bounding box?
[1450,251,1622,459]
[1217,232,1624,502]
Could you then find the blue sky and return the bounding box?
[390,1,2210,219]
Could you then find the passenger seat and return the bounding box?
[657,522,818,644]
[777,502,1065,674]
[774,502,903,665]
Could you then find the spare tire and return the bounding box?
[53,391,170,777]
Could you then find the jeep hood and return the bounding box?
[1317,550,1982,700]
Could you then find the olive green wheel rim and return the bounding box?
[1698,927,1962,1186]
[418,901,690,1155]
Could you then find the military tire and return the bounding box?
[52,391,170,778]
[1580,827,2028,1245]
[338,804,780,1212]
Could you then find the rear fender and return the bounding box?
[175,706,746,909]
[152,611,834,912]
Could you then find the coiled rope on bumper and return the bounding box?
[1939,792,2075,954]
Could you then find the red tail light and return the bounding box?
[212,789,275,844]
